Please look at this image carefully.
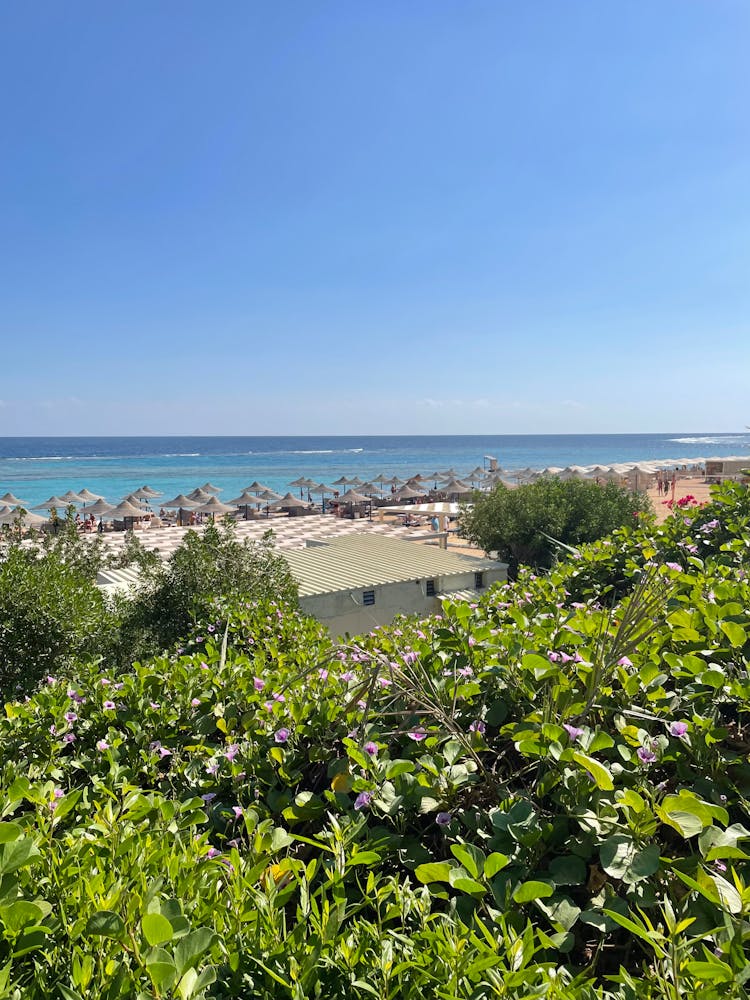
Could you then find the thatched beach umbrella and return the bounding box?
[161,493,200,526]
[102,499,149,530]
[246,481,274,494]
[0,507,48,528]
[188,487,213,502]
[200,482,221,494]
[195,497,236,520]
[0,492,27,506]
[60,490,85,504]
[33,495,70,511]
[78,488,104,503]
[394,484,424,500]
[267,493,313,516]
[228,491,266,519]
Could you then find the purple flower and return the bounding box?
[96,739,109,752]
[714,860,727,873]
[377,677,392,688]
[547,651,560,662]
[668,721,688,738]
[274,728,289,744]
[637,747,656,764]
[436,812,452,826]
[53,787,64,799]
[225,744,240,762]
[201,792,217,802]
[563,723,583,741]
[49,725,57,735]
[273,692,285,703]
[319,668,329,681]
[46,676,56,685]
[354,791,373,811]
[340,671,355,682]
[207,624,215,633]
[232,805,244,819]
[253,676,265,691]
[206,762,219,776]
[364,741,378,756]
[205,847,220,859]
[458,666,473,678]
[617,656,633,667]
[191,698,201,707]
[407,728,427,742]
[63,732,76,744]
[158,747,172,759]
[467,637,476,647]
[469,720,486,735]
[149,702,160,710]
[665,562,682,572]
[103,700,116,711]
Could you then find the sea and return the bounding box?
[1,434,748,508]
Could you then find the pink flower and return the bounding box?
[191,698,201,707]
[341,671,355,682]
[364,741,378,756]
[205,847,220,860]
[617,657,633,667]
[319,668,329,681]
[637,747,656,764]
[63,732,76,744]
[64,711,77,723]
[407,728,427,742]
[274,729,289,744]
[46,676,56,685]
[563,723,583,741]
[232,805,244,819]
[206,762,219,776]
[354,791,372,810]
[665,562,682,572]
[469,720,486,735]
[253,677,265,691]
[158,747,172,759]
[225,744,240,762]
[668,721,688,738]
[103,700,116,711]
[96,739,109,752]
[149,702,160,710]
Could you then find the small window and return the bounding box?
[363,590,375,606]
[474,572,485,590]
[425,579,436,596]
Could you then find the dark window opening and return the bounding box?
[425,579,436,596]
[363,590,375,606]
[474,572,485,590]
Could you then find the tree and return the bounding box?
[119,520,299,656]
[458,478,650,577]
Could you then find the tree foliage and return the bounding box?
[119,520,299,656]
[459,478,650,575]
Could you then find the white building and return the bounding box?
[283,533,507,637]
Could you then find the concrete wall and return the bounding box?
[300,565,506,638]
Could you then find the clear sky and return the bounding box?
[1,2,748,435]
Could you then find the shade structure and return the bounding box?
[359,482,387,496]
[195,497,236,516]
[245,481,274,494]
[394,484,425,500]
[131,488,158,501]
[187,487,213,502]
[370,474,391,484]
[102,500,149,520]
[382,476,403,485]
[82,499,114,516]
[0,492,27,506]
[438,478,471,493]
[0,505,12,517]
[139,485,163,497]
[0,507,48,527]
[60,490,85,504]
[160,494,200,509]
[336,489,371,504]
[122,494,152,510]
[227,491,265,506]
[33,495,70,510]
[256,489,282,502]
[199,482,221,494]
[77,488,104,502]
[348,476,363,485]
[267,493,313,509]
[439,468,459,478]
[307,482,336,494]
[289,476,309,488]
[332,476,351,486]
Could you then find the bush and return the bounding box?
[459,477,650,576]
[0,544,117,697]
[119,519,299,657]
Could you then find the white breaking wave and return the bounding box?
[669,435,748,445]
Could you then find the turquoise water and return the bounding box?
[0,433,747,508]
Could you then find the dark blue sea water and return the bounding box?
[0,434,748,508]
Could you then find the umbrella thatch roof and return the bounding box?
[337,489,371,504]
[103,500,149,520]
[83,499,114,516]
[60,490,84,503]
[439,478,471,493]
[77,488,104,502]
[0,507,48,526]
[161,494,200,509]
[195,497,236,516]
[268,493,313,509]
[246,481,274,494]
[187,488,213,502]
[0,492,27,506]
[139,485,163,497]
[394,485,425,499]
[200,482,222,494]
[33,495,70,510]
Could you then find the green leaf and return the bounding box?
[0,824,22,844]
[484,853,509,879]
[513,880,554,903]
[174,927,216,975]
[600,835,636,879]
[720,621,746,648]
[415,862,453,885]
[451,877,486,896]
[142,912,174,947]
[0,838,40,876]
[450,843,484,879]
[549,855,586,886]
[685,960,735,983]
[85,910,125,939]
[571,751,614,790]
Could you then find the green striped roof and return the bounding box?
[284,534,502,598]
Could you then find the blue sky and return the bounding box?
[1,2,748,435]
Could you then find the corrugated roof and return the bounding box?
[284,534,503,597]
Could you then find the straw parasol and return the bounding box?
[102,499,149,529]
[0,507,48,528]
[267,493,313,510]
[77,488,104,503]
[33,495,70,510]
[394,484,424,500]
[60,490,85,504]
[332,476,351,486]
[83,498,114,516]
[337,489,371,504]
[199,482,222,494]
[245,481,274,494]
[161,493,200,526]
[438,478,470,493]
[0,492,27,506]
[195,497,237,518]
[187,487,213,502]
[139,485,163,497]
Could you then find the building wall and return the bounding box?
[300,565,506,638]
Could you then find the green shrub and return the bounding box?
[459,477,651,576]
[119,520,299,657]
[0,544,117,697]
